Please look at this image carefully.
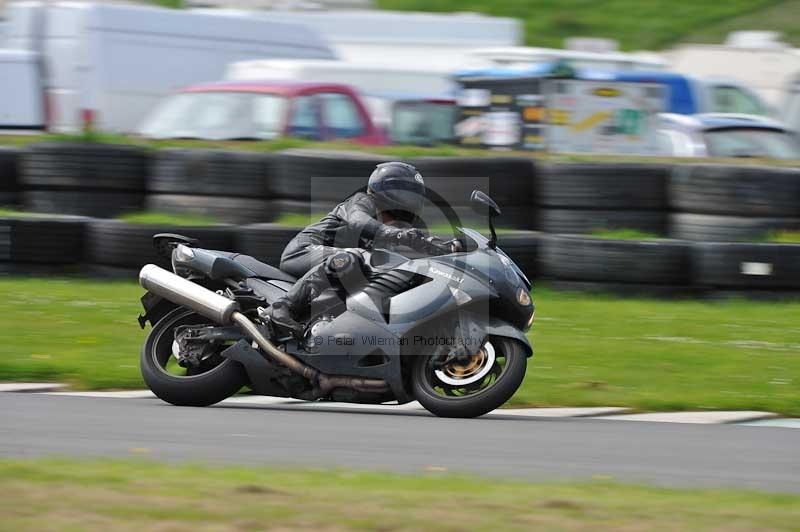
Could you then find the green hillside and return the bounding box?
[683,0,800,47]
[376,0,798,50]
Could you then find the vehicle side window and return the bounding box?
[251,95,287,140]
[710,86,765,115]
[288,96,321,139]
[318,92,365,138]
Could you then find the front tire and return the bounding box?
[411,337,527,418]
[141,307,247,407]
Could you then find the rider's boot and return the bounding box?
[268,264,329,338]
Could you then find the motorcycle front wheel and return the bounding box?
[411,337,527,418]
[141,307,247,407]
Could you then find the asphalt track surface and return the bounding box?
[2,393,799,493]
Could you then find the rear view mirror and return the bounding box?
[470,190,501,218]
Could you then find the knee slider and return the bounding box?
[324,251,362,281]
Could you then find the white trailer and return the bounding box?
[198,8,522,71]
[0,1,335,132]
[0,49,45,130]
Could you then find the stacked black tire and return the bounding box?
[410,157,537,229]
[273,151,539,230]
[669,164,800,242]
[147,149,274,224]
[537,163,669,235]
[0,147,21,208]
[670,165,800,295]
[0,215,87,274]
[85,219,234,278]
[235,224,302,267]
[692,243,800,295]
[272,149,387,216]
[539,234,692,296]
[21,143,147,217]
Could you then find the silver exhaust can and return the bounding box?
[139,264,240,324]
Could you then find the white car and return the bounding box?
[657,113,800,159]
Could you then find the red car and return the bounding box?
[137,80,388,145]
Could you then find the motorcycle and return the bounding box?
[137,190,535,418]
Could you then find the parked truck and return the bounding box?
[453,63,772,152]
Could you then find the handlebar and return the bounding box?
[423,236,464,255]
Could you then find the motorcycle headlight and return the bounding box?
[516,287,531,307]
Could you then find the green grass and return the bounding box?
[683,0,800,47]
[273,211,328,227]
[147,0,182,8]
[376,0,792,50]
[1,459,798,531]
[117,211,219,227]
[1,278,799,415]
[0,279,146,389]
[3,132,800,167]
[590,229,663,241]
[0,208,27,218]
[767,230,800,244]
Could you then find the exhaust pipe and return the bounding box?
[138,265,389,396]
[140,264,239,325]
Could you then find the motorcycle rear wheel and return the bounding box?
[411,337,527,418]
[141,307,247,407]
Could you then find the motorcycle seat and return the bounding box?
[229,254,297,283]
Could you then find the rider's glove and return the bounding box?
[393,228,427,249]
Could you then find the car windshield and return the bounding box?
[137,91,287,140]
[705,128,800,160]
[391,102,457,145]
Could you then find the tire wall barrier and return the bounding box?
[669,164,800,241]
[537,163,669,235]
[0,215,87,273]
[0,147,21,208]
[7,143,800,295]
[21,143,147,217]
[146,149,274,224]
[86,219,234,274]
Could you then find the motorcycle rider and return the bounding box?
[268,161,439,337]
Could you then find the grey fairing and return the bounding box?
[480,314,533,356]
[286,307,411,402]
[388,257,496,327]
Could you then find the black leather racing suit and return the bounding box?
[280,192,425,277]
[274,192,428,325]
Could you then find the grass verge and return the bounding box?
[767,230,800,244]
[1,278,799,414]
[117,211,219,226]
[3,133,800,168]
[273,211,328,227]
[590,229,663,241]
[1,459,798,531]
[683,0,800,47]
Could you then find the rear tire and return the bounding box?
[141,307,247,407]
[411,337,527,418]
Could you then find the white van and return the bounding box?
[1,2,335,132]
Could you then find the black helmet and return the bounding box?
[368,162,425,218]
